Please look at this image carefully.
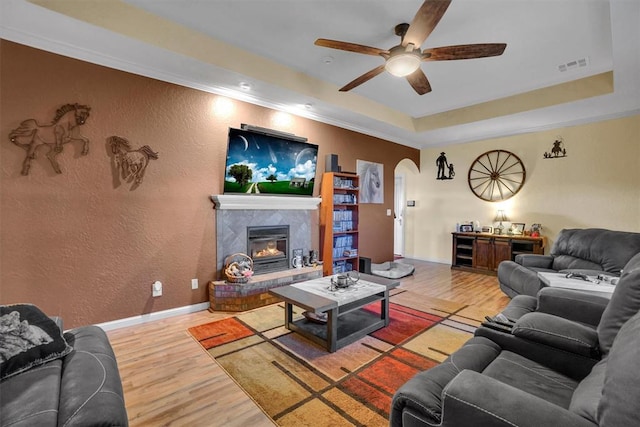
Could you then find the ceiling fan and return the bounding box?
[314,0,506,95]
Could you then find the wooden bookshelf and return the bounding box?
[319,172,360,276]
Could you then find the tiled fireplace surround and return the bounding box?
[210,195,322,311]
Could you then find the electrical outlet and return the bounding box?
[152,281,162,297]
[191,278,199,289]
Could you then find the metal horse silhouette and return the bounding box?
[108,136,158,186]
[9,103,91,175]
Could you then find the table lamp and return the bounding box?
[494,210,508,234]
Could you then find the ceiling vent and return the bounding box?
[559,57,589,72]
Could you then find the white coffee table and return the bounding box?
[537,272,616,299]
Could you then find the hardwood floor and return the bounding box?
[107,260,509,426]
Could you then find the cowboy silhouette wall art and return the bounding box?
[543,137,567,159]
[436,152,454,180]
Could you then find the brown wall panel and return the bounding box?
[0,41,419,327]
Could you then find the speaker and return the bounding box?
[359,257,372,274]
[325,154,339,172]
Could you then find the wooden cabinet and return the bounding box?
[320,172,359,276]
[474,236,493,271]
[452,234,475,269]
[452,232,545,275]
[493,239,513,267]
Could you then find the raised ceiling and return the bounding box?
[2,0,639,148]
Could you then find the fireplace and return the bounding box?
[212,194,321,280]
[247,225,289,274]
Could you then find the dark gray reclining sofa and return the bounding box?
[1,320,128,426]
[498,228,640,297]
[390,252,640,427]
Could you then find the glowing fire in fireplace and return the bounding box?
[247,225,289,274]
[254,241,284,258]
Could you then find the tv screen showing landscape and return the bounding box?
[223,127,318,196]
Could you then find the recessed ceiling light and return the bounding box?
[239,82,252,90]
[322,56,334,65]
[304,103,313,110]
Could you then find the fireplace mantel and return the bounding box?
[211,194,321,210]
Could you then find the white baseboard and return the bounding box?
[401,256,450,265]
[97,302,210,331]
[96,258,450,331]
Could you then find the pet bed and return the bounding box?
[370,261,415,279]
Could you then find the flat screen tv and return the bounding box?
[223,127,318,196]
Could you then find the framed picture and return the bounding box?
[356,160,384,204]
[459,224,474,233]
[511,223,525,235]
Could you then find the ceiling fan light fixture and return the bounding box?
[315,1,506,94]
[385,46,422,77]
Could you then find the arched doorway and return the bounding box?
[394,159,420,258]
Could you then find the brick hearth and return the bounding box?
[208,265,322,311]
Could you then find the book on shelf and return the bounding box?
[332,194,357,204]
[333,235,354,248]
[342,248,358,257]
[332,221,354,232]
[332,177,357,189]
[331,260,355,274]
[333,210,353,221]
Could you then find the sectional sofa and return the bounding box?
[0,305,128,426]
[391,252,640,426]
[498,228,640,297]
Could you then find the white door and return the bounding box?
[394,175,405,256]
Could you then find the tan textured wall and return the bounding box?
[0,41,419,327]
[400,115,640,263]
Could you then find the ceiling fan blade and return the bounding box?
[315,39,389,56]
[339,64,386,92]
[403,0,452,48]
[406,68,432,95]
[424,43,507,61]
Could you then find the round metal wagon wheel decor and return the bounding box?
[468,150,526,202]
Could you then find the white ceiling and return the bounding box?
[123,0,614,117]
[1,0,639,149]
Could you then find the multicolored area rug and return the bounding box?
[188,290,493,426]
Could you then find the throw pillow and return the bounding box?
[0,304,73,380]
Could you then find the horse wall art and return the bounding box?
[356,160,384,204]
[108,135,158,187]
[8,103,91,175]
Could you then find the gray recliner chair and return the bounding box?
[390,252,640,427]
[391,309,640,427]
[500,251,640,327]
[498,228,640,297]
